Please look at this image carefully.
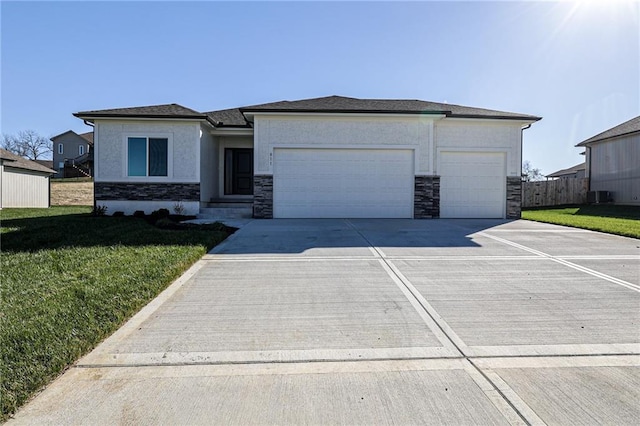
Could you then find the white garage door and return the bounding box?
[439,151,506,218]
[273,148,414,218]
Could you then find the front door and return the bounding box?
[225,148,253,195]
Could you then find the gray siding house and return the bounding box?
[576,116,640,205]
[50,130,94,178]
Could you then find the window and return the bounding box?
[58,144,63,155]
[127,137,168,177]
[79,145,85,156]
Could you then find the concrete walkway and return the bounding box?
[10,219,640,425]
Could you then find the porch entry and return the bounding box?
[224,148,253,195]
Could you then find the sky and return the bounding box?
[1,0,638,176]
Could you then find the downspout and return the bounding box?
[520,123,532,214]
[521,123,532,180]
[586,146,592,192]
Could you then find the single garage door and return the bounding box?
[273,148,414,218]
[439,151,506,218]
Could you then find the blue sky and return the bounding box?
[2,1,638,175]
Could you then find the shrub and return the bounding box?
[91,205,107,216]
[133,210,146,218]
[112,211,125,217]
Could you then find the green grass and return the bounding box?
[0,207,230,420]
[522,205,640,238]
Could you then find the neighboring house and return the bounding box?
[547,162,586,180]
[74,95,541,219]
[0,148,56,208]
[576,116,640,205]
[50,130,94,178]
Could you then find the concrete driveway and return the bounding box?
[11,219,640,425]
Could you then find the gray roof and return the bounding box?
[205,108,249,127]
[0,149,56,174]
[51,130,94,144]
[547,162,586,178]
[74,96,541,128]
[74,103,206,120]
[34,160,55,170]
[239,95,541,121]
[576,116,640,146]
[79,131,94,144]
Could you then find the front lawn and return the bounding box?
[0,207,231,421]
[522,205,640,238]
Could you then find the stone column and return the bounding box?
[253,175,273,219]
[414,176,440,219]
[506,177,522,219]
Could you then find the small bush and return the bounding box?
[91,205,107,216]
[112,211,125,217]
[173,201,185,215]
[133,210,146,218]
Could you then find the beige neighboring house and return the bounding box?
[0,149,56,208]
[50,130,94,178]
[576,116,640,205]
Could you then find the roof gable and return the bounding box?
[576,116,640,146]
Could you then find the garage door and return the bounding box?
[273,148,414,218]
[439,151,506,218]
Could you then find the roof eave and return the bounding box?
[575,129,640,147]
[73,113,207,121]
[446,113,542,122]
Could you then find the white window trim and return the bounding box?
[79,145,85,156]
[58,143,63,155]
[122,133,173,180]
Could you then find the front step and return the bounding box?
[198,206,252,219]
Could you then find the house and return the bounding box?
[73,96,541,219]
[576,116,640,205]
[50,130,94,178]
[546,162,586,180]
[0,148,56,208]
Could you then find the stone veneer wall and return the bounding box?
[95,182,200,201]
[253,175,273,218]
[414,176,440,219]
[506,177,522,219]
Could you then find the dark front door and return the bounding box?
[225,148,253,195]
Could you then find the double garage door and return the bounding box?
[273,148,414,218]
[272,148,506,219]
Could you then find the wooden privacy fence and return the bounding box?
[522,178,588,208]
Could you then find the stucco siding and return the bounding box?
[253,115,434,175]
[434,119,523,177]
[2,167,50,208]
[589,134,640,205]
[94,120,200,183]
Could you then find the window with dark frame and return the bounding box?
[127,137,168,177]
